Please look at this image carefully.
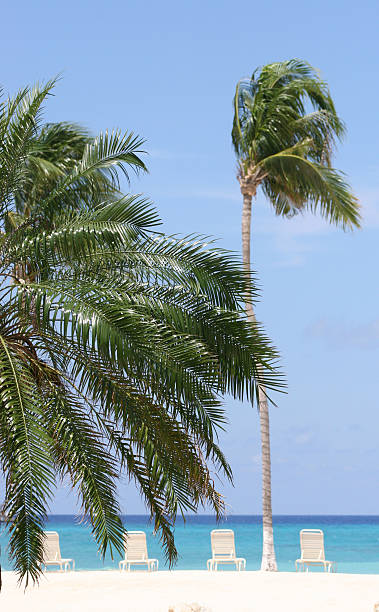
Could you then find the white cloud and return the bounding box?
[306,317,379,350]
[149,149,209,161]
[150,180,379,267]
[359,187,379,228]
[255,204,336,238]
[152,187,241,202]
[295,431,313,445]
[251,453,261,465]
[189,189,240,201]
[250,186,379,266]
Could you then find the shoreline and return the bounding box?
[2,570,379,611]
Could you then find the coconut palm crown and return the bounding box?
[0,80,282,584]
[232,58,360,227]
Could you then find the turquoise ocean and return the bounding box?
[1,516,379,574]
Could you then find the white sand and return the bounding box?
[1,570,379,611]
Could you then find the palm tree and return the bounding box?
[232,59,361,571]
[0,80,283,584]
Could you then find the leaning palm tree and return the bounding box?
[0,79,283,584]
[232,59,361,571]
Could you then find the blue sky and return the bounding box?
[2,0,378,514]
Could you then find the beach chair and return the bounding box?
[42,531,75,571]
[207,529,246,571]
[295,529,336,572]
[119,531,158,571]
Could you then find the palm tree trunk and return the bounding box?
[241,191,277,571]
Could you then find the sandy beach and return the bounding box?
[2,570,379,611]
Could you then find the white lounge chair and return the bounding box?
[295,529,336,572]
[207,529,246,571]
[119,531,158,571]
[42,531,75,571]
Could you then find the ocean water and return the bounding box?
[1,515,379,574]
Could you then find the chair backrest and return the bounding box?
[43,531,62,562]
[124,531,148,561]
[211,529,236,559]
[300,529,325,560]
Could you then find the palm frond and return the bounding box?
[45,387,125,558]
[0,336,54,584]
[260,151,361,229]
[0,79,57,215]
[40,129,147,217]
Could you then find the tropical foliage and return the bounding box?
[233,59,360,227]
[232,59,360,571]
[0,79,282,584]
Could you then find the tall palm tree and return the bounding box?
[0,80,283,584]
[232,59,361,571]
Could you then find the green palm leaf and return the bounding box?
[0,337,55,584]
